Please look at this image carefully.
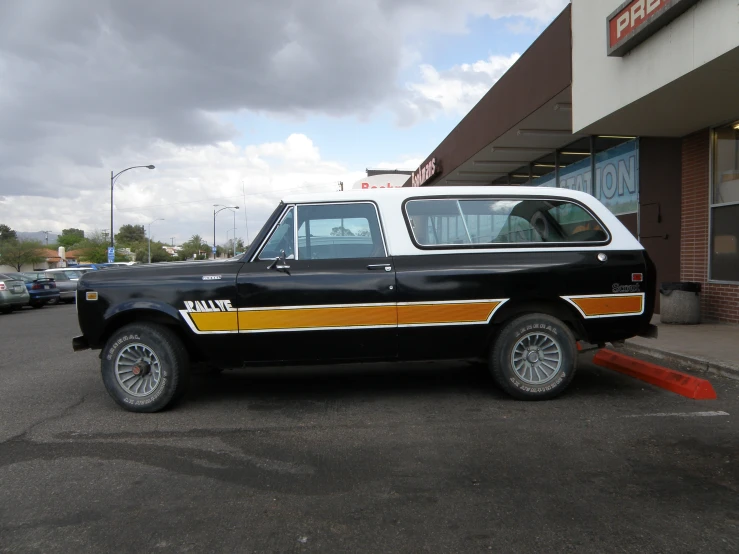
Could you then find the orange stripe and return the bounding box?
[398,302,500,325]
[189,312,239,332]
[238,305,397,331]
[570,295,643,316]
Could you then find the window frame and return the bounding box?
[253,204,295,262]
[708,122,739,284]
[252,201,388,262]
[402,195,612,250]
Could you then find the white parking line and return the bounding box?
[622,411,729,418]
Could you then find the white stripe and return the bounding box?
[622,411,729,418]
[238,298,507,311]
[241,324,395,333]
[238,302,395,311]
[396,298,505,306]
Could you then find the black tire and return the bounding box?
[101,323,190,413]
[0,306,11,314]
[31,302,44,309]
[490,313,577,400]
[47,297,60,305]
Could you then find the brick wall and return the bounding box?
[680,129,739,324]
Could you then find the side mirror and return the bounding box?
[267,250,291,273]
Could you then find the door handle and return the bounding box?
[367,264,392,271]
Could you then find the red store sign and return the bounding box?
[607,0,699,57]
[412,158,441,187]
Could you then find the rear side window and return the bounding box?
[405,198,609,247]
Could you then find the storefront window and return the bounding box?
[713,123,739,204]
[594,139,639,215]
[711,122,739,282]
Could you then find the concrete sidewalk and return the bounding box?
[619,315,739,379]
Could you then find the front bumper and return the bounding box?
[72,335,90,352]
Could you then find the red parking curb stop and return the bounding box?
[592,349,717,400]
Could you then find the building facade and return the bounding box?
[405,0,739,323]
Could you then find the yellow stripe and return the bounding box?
[238,305,397,331]
[570,295,643,317]
[187,300,504,333]
[398,302,501,325]
[189,312,239,332]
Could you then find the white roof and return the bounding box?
[283,186,598,205]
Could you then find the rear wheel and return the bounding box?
[31,301,44,309]
[490,313,577,400]
[101,323,190,413]
[0,306,11,314]
[47,297,60,305]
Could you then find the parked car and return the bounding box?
[45,268,90,279]
[26,270,79,303]
[74,186,657,412]
[0,274,31,313]
[5,272,60,308]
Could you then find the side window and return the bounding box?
[405,198,608,246]
[296,203,386,260]
[258,207,295,260]
[546,203,608,242]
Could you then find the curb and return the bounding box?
[593,349,717,400]
[619,341,739,381]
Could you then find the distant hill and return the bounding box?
[17,231,59,244]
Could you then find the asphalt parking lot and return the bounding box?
[1,305,738,553]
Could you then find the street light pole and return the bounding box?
[110,165,155,248]
[213,205,239,259]
[148,218,164,264]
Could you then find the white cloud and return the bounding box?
[0,134,364,246]
[0,0,571,243]
[396,53,520,125]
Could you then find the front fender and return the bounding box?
[81,300,187,349]
[104,299,182,323]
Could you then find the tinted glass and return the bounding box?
[710,203,739,282]
[406,198,608,246]
[297,203,385,260]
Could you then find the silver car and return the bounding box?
[0,274,31,313]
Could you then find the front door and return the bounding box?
[236,202,397,363]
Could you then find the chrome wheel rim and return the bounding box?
[511,332,562,385]
[115,343,162,397]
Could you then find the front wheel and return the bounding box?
[490,314,577,400]
[31,301,44,309]
[101,323,190,412]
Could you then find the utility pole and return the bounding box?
[170,237,175,246]
[110,165,155,248]
[41,230,51,246]
[338,181,344,191]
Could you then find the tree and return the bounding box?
[132,241,170,264]
[330,226,354,236]
[77,231,129,263]
[222,238,245,257]
[0,224,17,242]
[57,228,85,249]
[115,224,146,246]
[0,239,46,271]
[178,234,210,260]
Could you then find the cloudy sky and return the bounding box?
[0,0,568,247]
